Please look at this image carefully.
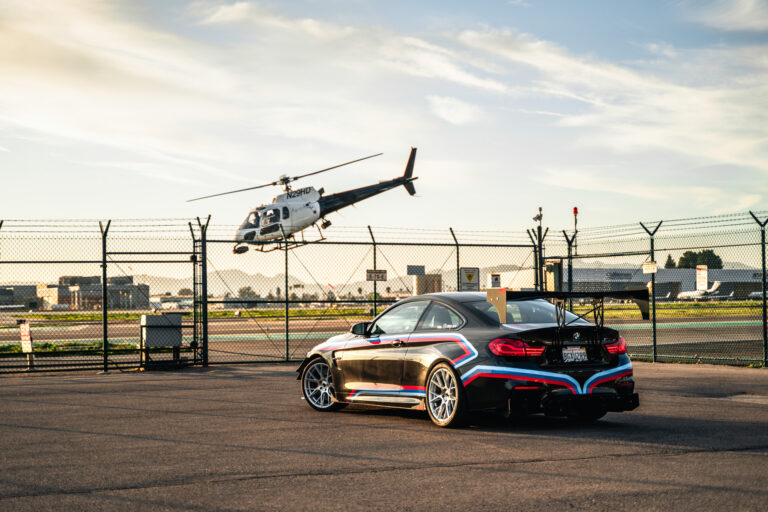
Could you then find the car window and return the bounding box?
[418,302,463,330]
[467,299,590,325]
[370,301,429,335]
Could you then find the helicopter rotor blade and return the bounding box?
[286,153,382,183]
[185,152,382,202]
[186,181,279,202]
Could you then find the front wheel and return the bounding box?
[301,358,345,412]
[425,363,468,427]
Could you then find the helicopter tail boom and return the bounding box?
[317,147,418,217]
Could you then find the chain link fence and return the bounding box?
[543,211,768,366]
[1,211,766,372]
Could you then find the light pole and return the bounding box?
[573,206,578,256]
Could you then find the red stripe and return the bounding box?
[588,371,633,393]
[464,372,576,394]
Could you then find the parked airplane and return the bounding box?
[677,281,722,301]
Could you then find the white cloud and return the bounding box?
[535,168,762,211]
[714,194,762,214]
[457,28,768,172]
[426,96,486,125]
[195,1,355,40]
[691,0,768,31]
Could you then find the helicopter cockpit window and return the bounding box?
[282,207,290,219]
[247,212,260,228]
[263,208,281,226]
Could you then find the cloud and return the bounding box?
[426,96,486,125]
[691,0,768,31]
[194,1,355,40]
[457,28,768,172]
[535,168,762,213]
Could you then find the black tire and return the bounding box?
[301,358,345,412]
[425,362,468,427]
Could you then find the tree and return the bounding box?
[238,286,258,299]
[178,287,193,296]
[677,250,723,269]
[697,249,723,269]
[276,287,281,298]
[677,251,699,269]
[664,254,676,269]
[357,287,363,297]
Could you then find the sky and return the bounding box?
[1,0,767,234]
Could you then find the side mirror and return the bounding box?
[350,322,370,336]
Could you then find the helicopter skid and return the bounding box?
[233,233,326,254]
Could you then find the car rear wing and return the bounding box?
[486,288,650,328]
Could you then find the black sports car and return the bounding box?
[297,289,648,427]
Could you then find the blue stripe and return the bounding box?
[462,362,634,395]
[461,365,582,392]
[582,362,633,392]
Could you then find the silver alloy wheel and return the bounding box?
[428,367,457,423]
[303,360,335,409]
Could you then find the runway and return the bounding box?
[1,362,767,511]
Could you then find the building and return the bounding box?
[0,285,40,309]
[563,268,763,300]
[37,276,149,310]
[413,274,442,295]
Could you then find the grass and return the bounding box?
[572,300,764,319]
[0,341,193,357]
[5,308,371,326]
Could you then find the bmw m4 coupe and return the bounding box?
[298,289,648,427]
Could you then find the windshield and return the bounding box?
[467,299,591,325]
[240,210,261,229]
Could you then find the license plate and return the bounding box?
[562,346,587,363]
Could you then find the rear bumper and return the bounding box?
[541,390,639,416]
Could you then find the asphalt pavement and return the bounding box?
[1,362,767,511]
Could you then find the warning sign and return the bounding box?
[19,322,33,353]
[642,262,658,274]
[696,265,708,291]
[366,269,387,282]
[459,267,480,292]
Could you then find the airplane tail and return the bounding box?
[402,147,417,196]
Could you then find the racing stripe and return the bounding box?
[461,365,581,394]
[583,362,634,393]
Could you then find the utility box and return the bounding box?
[141,313,182,347]
[140,313,182,368]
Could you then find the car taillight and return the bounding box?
[489,338,545,358]
[605,336,627,355]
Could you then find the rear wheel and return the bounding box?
[425,363,467,427]
[301,358,345,412]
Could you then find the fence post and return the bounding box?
[640,221,662,363]
[200,216,210,366]
[539,227,548,290]
[450,228,460,291]
[280,225,289,361]
[99,220,111,373]
[527,230,539,291]
[368,226,377,315]
[189,222,198,366]
[749,211,768,367]
[563,230,577,310]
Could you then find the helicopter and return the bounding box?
[188,147,417,253]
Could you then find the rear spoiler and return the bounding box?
[486,288,650,326]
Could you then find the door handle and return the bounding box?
[392,339,405,347]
